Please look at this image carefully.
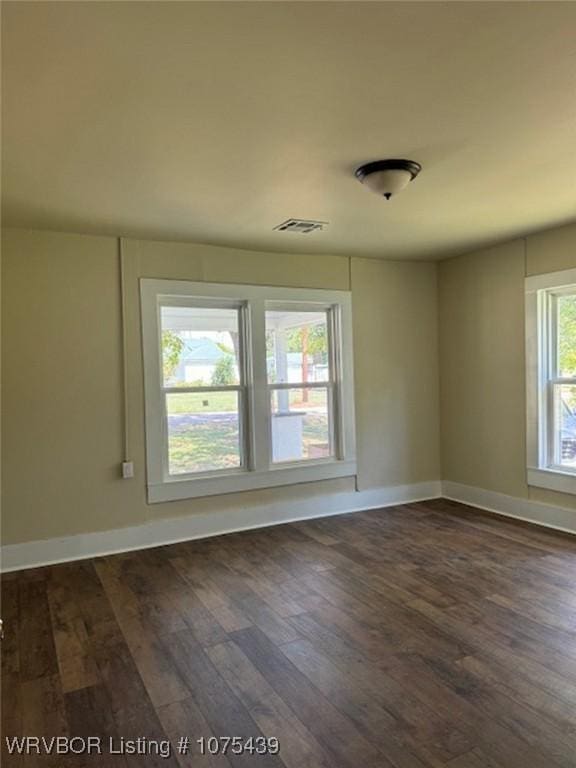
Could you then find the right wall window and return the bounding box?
[526,267,576,494]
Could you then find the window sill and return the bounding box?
[527,467,576,495]
[147,459,357,503]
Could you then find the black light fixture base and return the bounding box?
[355,158,422,183]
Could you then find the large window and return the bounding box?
[141,280,356,502]
[526,268,576,494]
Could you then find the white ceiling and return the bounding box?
[2,1,575,261]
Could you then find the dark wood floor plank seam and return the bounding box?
[159,629,285,768]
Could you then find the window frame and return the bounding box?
[159,298,249,479]
[265,301,339,466]
[141,279,356,503]
[526,267,576,495]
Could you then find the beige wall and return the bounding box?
[4,219,576,547]
[352,258,439,489]
[1,228,440,545]
[439,221,576,511]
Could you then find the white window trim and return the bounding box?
[140,279,356,503]
[526,266,576,495]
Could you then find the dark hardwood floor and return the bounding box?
[3,499,576,767]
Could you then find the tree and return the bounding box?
[286,323,328,358]
[162,330,184,381]
[559,295,576,411]
[216,341,235,356]
[286,323,328,402]
[211,355,235,386]
[559,295,576,377]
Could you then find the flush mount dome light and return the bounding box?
[355,159,422,200]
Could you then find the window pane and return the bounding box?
[271,388,332,463]
[166,391,241,474]
[266,310,329,384]
[557,293,576,378]
[160,306,240,387]
[555,384,576,469]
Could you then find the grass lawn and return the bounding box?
[166,388,326,414]
[169,419,241,474]
[166,388,329,474]
[167,390,238,413]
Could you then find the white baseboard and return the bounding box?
[442,480,576,536]
[1,481,441,572]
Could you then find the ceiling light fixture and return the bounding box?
[355,159,422,200]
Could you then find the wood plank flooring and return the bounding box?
[3,499,576,767]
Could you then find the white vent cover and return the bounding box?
[273,219,327,234]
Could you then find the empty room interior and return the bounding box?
[2,1,576,766]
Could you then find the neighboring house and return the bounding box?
[269,353,328,383]
[172,339,327,386]
[173,337,235,384]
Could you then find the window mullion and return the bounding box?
[248,298,271,471]
[549,377,576,386]
[269,381,330,390]
[328,305,344,460]
[163,385,242,395]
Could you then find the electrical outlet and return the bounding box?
[122,461,134,479]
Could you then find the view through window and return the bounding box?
[554,293,576,470]
[266,309,333,462]
[141,280,356,502]
[526,270,576,494]
[160,305,243,475]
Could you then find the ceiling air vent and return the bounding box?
[273,219,327,234]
